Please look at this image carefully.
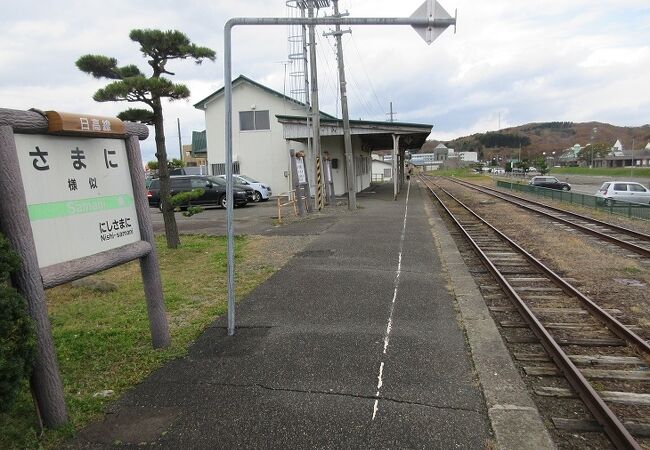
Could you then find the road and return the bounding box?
[497,173,650,195]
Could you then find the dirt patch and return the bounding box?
[239,235,317,272]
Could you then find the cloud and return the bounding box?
[0,0,648,157]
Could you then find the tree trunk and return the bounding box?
[153,100,180,248]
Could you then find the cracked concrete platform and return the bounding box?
[69,182,493,448]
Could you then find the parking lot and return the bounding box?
[148,198,352,237]
[149,201,281,236]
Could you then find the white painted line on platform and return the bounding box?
[371,361,385,420]
[372,180,410,421]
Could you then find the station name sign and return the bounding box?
[14,130,140,268]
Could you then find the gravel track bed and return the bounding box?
[427,179,650,449]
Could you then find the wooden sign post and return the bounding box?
[0,108,169,428]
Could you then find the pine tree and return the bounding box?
[76,29,216,248]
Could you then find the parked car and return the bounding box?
[595,181,650,205]
[216,174,272,202]
[169,166,207,176]
[491,168,505,174]
[147,175,254,210]
[528,176,571,191]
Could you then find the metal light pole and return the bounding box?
[222,1,456,335]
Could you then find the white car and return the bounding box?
[595,181,650,205]
[217,174,272,202]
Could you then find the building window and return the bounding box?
[211,162,240,175]
[239,110,270,131]
[383,168,391,178]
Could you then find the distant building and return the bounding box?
[558,143,582,166]
[410,152,437,165]
[433,143,450,160]
[610,139,624,156]
[409,158,444,171]
[454,151,478,163]
[593,138,650,168]
[181,130,208,169]
[371,154,393,182]
[425,143,477,163]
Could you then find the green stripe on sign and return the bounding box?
[27,194,135,221]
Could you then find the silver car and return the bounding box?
[595,181,650,205]
[217,174,272,203]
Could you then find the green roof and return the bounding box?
[191,130,207,156]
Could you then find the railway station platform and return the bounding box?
[70,180,552,449]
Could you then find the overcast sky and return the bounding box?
[2,0,649,162]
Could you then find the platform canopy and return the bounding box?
[276,114,432,151]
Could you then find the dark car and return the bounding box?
[147,175,255,210]
[528,176,571,191]
[169,167,206,176]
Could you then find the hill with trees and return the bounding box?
[421,121,650,162]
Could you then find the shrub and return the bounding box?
[170,189,205,217]
[0,233,35,412]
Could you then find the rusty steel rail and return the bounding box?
[440,176,650,258]
[420,175,643,450]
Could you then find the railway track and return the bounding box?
[420,175,650,449]
[437,176,650,258]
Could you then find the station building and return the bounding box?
[194,75,432,197]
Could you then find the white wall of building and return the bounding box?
[372,159,392,181]
[202,82,308,196]
[457,151,478,162]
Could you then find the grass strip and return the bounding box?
[1,234,276,449]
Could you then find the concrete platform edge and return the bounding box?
[422,186,556,450]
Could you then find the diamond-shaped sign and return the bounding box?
[411,0,455,45]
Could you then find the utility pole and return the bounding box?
[327,0,356,210]
[387,101,396,122]
[308,1,324,210]
[631,138,635,177]
[177,118,183,161]
[590,126,597,169]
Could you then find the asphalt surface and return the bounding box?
[148,200,285,236]
[72,182,491,448]
[494,172,650,195]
